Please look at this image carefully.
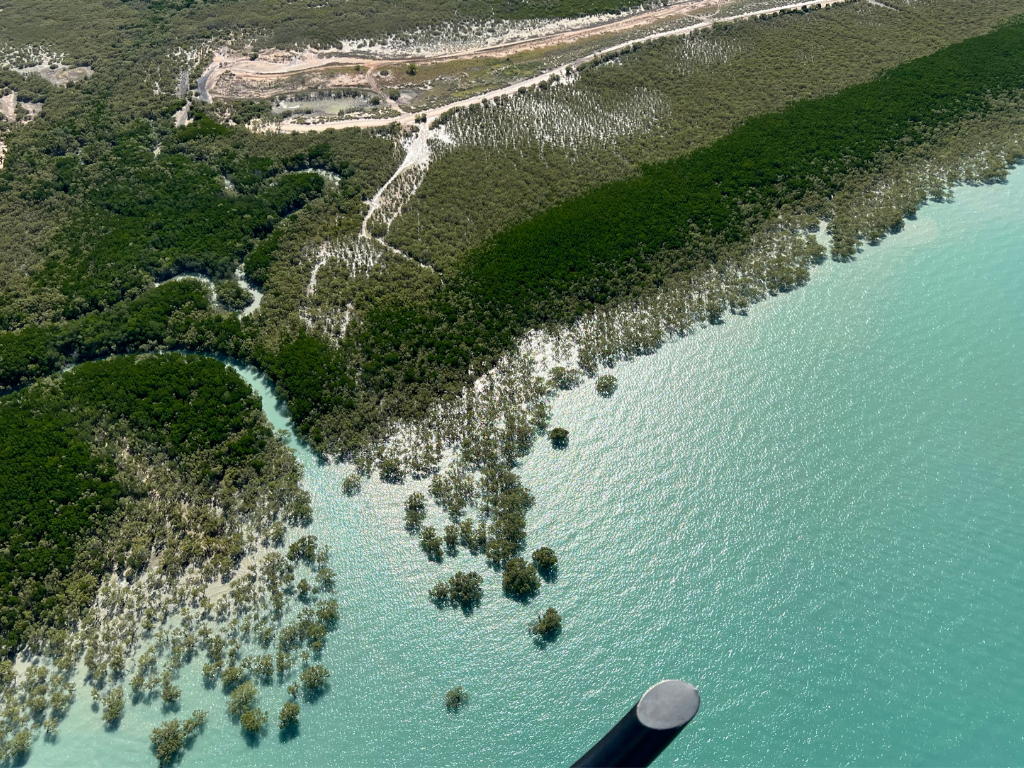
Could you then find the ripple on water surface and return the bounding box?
[36,173,1024,767]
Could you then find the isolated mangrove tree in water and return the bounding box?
[532,547,558,571]
[531,607,562,638]
[596,375,618,397]
[503,557,542,597]
[445,686,467,711]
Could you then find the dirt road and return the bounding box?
[259,0,849,134]
[209,0,719,84]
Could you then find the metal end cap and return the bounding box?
[636,680,700,731]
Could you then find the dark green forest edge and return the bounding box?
[3,0,1024,762]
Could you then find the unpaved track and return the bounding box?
[211,0,719,84]
[261,0,849,133]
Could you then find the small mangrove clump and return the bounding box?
[503,557,541,597]
[531,547,558,571]
[300,664,330,695]
[420,526,443,561]
[150,711,205,765]
[380,457,405,483]
[531,607,562,638]
[404,492,427,530]
[102,685,125,725]
[548,427,569,448]
[429,464,477,519]
[444,686,467,711]
[443,524,459,553]
[227,681,258,717]
[240,707,269,734]
[342,473,361,495]
[548,366,583,390]
[596,374,618,397]
[430,571,483,607]
[279,701,300,730]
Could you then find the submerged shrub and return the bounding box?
[279,701,300,730]
[342,473,361,495]
[240,707,268,734]
[444,686,467,710]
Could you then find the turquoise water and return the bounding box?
[36,171,1024,766]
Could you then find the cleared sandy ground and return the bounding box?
[239,0,848,133]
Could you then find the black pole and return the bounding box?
[572,680,700,768]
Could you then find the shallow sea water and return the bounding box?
[36,170,1024,766]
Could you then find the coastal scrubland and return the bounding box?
[3,0,1024,760]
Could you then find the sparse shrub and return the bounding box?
[444,524,459,553]
[549,367,582,390]
[342,473,361,495]
[380,457,404,483]
[485,536,517,566]
[429,465,476,518]
[240,707,268,734]
[300,664,330,694]
[102,685,124,724]
[420,526,443,561]
[596,375,618,396]
[429,580,449,603]
[227,680,258,717]
[449,572,483,605]
[161,672,180,704]
[221,666,245,687]
[549,428,569,448]
[429,571,482,606]
[405,492,427,530]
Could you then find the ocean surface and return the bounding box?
[35,170,1024,766]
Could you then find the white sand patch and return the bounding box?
[173,100,191,127]
[0,92,15,122]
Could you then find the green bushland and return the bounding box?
[0,280,238,391]
[8,1,1021,462]
[0,62,398,390]
[0,353,308,654]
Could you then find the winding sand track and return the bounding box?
[243,0,847,133]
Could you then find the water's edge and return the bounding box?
[32,169,1024,766]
